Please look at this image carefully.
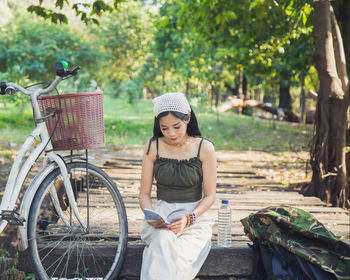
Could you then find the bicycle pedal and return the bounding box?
[0,210,25,225]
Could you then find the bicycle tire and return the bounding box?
[28,161,128,280]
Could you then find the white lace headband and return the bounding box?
[152,92,191,118]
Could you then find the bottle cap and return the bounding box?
[222,200,229,204]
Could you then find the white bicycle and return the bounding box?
[0,61,128,279]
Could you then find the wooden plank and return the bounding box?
[209,204,348,213]
[122,197,326,207]
[216,185,287,191]
[106,171,266,178]
[105,167,141,172]
[121,192,326,202]
[221,191,310,197]
[106,168,260,177]
[218,177,283,184]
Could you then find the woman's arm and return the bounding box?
[139,140,167,229]
[192,139,217,217]
[139,141,156,211]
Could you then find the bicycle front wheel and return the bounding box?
[28,161,128,280]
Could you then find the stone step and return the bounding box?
[18,244,253,279]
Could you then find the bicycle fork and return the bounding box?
[46,152,88,231]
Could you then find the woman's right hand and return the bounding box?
[147,219,168,229]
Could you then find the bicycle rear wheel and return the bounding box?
[28,161,128,280]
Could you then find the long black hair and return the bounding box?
[152,108,201,140]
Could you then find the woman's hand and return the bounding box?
[168,216,187,234]
[147,219,167,229]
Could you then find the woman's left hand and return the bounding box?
[168,216,187,234]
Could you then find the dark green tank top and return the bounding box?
[147,137,204,203]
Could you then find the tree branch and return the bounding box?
[216,97,300,122]
[308,89,318,100]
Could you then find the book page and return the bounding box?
[143,208,166,222]
[167,208,191,223]
[144,208,191,224]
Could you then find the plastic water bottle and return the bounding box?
[217,199,232,247]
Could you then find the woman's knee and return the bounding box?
[147,228,176,249]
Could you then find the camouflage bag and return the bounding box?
[251,239,336,279]
[240,205,350,280]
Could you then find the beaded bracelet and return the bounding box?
[192,212,196,223]
[186,215,191,227]
[186,212,197,227]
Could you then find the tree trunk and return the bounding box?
[242,75,250,115]
[237,72,244,114]
[145,86,158,98]
[243,74,247,98]
[185,80,190,97]
[213,83,220,106]
[210,82,215,107]
[302,0,349,208]
[278,79,292,110]
[238,72,244,101]
[299,73,306,124]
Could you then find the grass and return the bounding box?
[197,110,311,151]
[0,96,312,151]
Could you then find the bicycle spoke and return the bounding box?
[84,240,106,277]
[37,234,68,261]
[47,236,74,276]
[61,242,72,279]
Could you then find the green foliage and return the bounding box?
[91,4,154,96]
[0,17,103,83]
[24,273,36,280]
[8,252,19,275]
[0,13,106,108]
[103,96,154,144]
[175,0,314,86]
[0,0,324,127]
[0,67,29,111]
[0,103,35,142]
[73,267,89,280]
[75,72,93,93]
[140,1,225,98]
[120,78,143,104]
[0,250,6,258]
[27,0,125,25]
[27,5,68,24]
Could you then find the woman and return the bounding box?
[139,92,217,280]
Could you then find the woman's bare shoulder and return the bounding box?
[200,137,215,152]
[199,137,215,161]
[143,138,157,160]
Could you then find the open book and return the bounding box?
[143,208,191,224]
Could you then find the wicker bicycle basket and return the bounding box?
[37,92,105,151]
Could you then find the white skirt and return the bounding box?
[140,200,214,280]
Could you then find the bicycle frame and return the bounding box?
[0,77,87,250]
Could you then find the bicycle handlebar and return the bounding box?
[55,61,80,77]
[0,61,80,96]
[2,82,31,96]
